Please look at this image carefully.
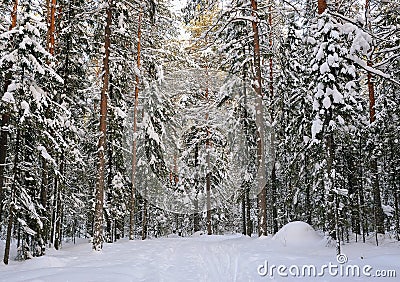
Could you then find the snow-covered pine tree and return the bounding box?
[1,0,65,263]
[308,3,367,254]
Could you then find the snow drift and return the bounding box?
[272,221,322,247]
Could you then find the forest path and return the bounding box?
[1,234,399,281]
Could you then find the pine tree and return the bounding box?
[93,0,112,251]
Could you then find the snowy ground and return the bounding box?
[1,232,399,281]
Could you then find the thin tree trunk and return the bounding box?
[50,174,58,247]
[174,153,178,185]
[3,125,20,265]
[106,112,113,243]
[246,188,252,236]
[267,0,278,235]
[365,0,385,237]
[326,132,340,255]
[4,205,14,264]
[193,143,200,232]
[48,0,57,54]
[318,0,327,14]
[129,8,142,241]
[271,163,278,234]
[142,188,147,240]
[242,59,252,237]
[0,114,10,224]
[250,0,267,237]
[205,63,212,235]
[395,186,399,241]
[305,155,312,225]
[0,0,18,224]
[93,0,112,251]
[358,136,366,243]
[242,194,246,235]
[40,161,48,246]
[54,154,64,250]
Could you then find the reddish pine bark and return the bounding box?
[48,0,57,55]
[250,0,267,236]
[318,0,327,14]
[93,0,112,251]
[365,0,385,237]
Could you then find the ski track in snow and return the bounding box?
[1,234,399,282]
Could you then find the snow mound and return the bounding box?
[192,231,205,237]
[272,221,322,247]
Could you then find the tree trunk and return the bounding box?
[50,174,58,247]
[250,0,267,237]
[54,154,64,250]
[246,188,252,236]
[106,113,113,243]
[242,194,246,235]
[0,0,18,224]
[271,163,278,234]
[129,8,142,241]
[40,160,48,245]
[3,204,14,265]
[0,114,10,224]
[93,0,112,251]
[3,125,20,265]
[48,0,57,54]
[318,0,327,14]
[267,0,278,235]
[304,154,312,225]
[326,132,340,255]
[358,136,366,243]
[142,188,147,240]
[193,143,200,232]
[395,186,399,241]
[205,64,212,235]
[365,0,385,237]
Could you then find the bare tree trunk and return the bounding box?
[174,153,178,185]
[93,0,112,251]
[193,143,200,232]
[358,136,366,243]
[304,154,312,225]
[365,0,385,237]
[267,0,278,235]
[251,0,267,237]
[129,8,142,241]
[326,132,341,255]
[54,154,64,250]
[48,0,56,54]
[246,188,252,236]
[205,63,212,235]
[106,112,113,243]
[50,173,58,248]
[242,194,246,235]
[3,125,20,265]
[0,0,18,224]
[395,186,399,241]
[318,0,327,14]
[40,161,48,245]
[142,188,147,240]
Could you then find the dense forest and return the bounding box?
[0,0,399,264]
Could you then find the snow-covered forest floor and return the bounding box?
[1,231,399,281]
